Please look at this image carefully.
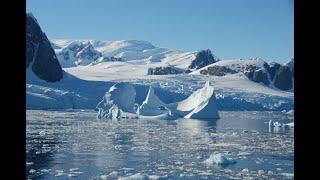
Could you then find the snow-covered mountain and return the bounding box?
[54,41,102,67]
[26,12,293,112]
[51,39,198,69]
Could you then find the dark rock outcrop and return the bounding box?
[244,64,270,85]
[265,62,280,81]
[274,65,293,90]
[244,60,293,90]
[91,56,123,66]
[148,66,184,75]
[286,58,294,79]
[200,66,237,76]
[189,49,218,70]
[26,13,63,82]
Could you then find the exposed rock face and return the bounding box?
[200,66,237,76]
[244,64,270,85]
[75,43,102,65]
[265,62,280,81]
[244,61,293,90]
[26,13,63,82]
[189,49,218,70]
[148,66,184,75]
[286,58,294,79]
[57,41,102,67]
[274,65,293,90]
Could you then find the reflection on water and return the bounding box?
[26,110,294,179]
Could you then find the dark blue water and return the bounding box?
[26,110,294,179]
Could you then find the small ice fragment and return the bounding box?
[242,168,249,173]
[40,169,50,173]
[29,169,36,174]
[108,171,118,177]
[280,173,294,178]
[55,172,65,177]
[69,168,79,171]
[258,170,265,175]
[148,175,161,180]
[39,130,46,136]
[273,121,282,127]
[26,162,34,166]
[118,173,146,180]
[268,120,274,128]
[68,173,77,177]
[276,168,283,171]
[100,175,108,180]
[285,122,294,127]
[286,110,294,115]
[204,153,236,166]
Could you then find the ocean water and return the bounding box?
[26,110,294,179]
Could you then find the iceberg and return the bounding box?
[97,81,220,120]
[137,86,170,116]
[96,82,136,119]
[176,81,219,119]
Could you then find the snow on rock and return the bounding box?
[204,153,236,166]
[55,41,102,67]
[176,81,220,119]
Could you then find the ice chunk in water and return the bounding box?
[204,153,236,166]
[118,173,147,180]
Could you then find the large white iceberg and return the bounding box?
[96,82,137,119]
[97,81,220,120]
[176,81,220,119]
[137,86,170,116]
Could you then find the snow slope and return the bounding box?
[191,58,265,74]
[27,67,112,110]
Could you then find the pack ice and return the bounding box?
[96,81,219,120]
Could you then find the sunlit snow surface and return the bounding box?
[27,110,293,179]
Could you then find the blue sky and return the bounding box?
[27,0,293,63]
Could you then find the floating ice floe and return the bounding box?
[204,153,236,166]
[286,110,294,115]
[97,81,219,120]
[268,120,294,132]
[118,173,147,180]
